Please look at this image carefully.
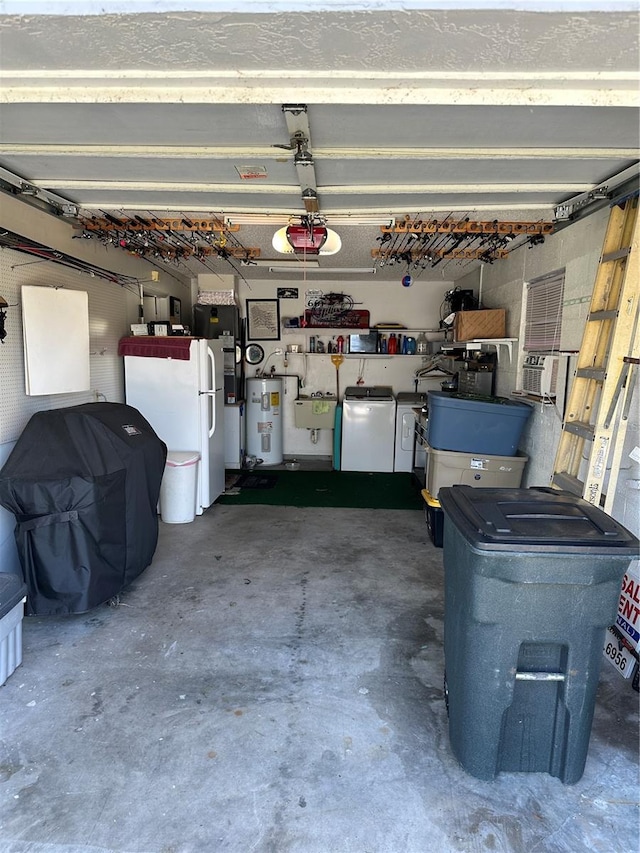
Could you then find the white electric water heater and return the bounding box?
[246,377,283,465]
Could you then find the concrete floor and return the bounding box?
[1,502,638,853]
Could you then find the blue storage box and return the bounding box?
[427,391,532,456]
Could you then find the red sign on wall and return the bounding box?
[304,309,370,329]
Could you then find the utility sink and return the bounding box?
[294,397,337,429]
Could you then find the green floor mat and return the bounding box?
[217,470,423,510]
[234,472,278,489]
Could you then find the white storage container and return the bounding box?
[0,574,27,686]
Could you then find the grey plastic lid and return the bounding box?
[439,486,640,554]
[0,573,27,618]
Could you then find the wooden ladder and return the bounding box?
[551,194,639,512]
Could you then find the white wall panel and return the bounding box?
[0,248,128,444]
[22,286,90,395]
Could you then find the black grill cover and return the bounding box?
[0,403,167,615]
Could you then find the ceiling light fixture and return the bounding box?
[249,259,320,268]
[268,266,376,275]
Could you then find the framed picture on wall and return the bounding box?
[246,299,280,341]
[277,287,299,299]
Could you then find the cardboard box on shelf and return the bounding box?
[454,308,506,342]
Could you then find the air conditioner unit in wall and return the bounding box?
[521,354,559,397]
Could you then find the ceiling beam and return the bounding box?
[35,179,596,195]
[1,144,636,161]
[2,70,639,107]
[75,202,557,216]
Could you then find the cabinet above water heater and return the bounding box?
[193,304,240,340]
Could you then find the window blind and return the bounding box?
[524,270,565,351]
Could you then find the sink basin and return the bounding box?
[294,398,337,429]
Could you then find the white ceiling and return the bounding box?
[0,2,638,282]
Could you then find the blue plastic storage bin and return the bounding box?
[426,391,532,456]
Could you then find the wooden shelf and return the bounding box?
[282,327,446,334]
[442,337,518,363]
[293,352,434,358]
[511,391,556,405]
[374,328,446,334]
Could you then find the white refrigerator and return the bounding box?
[124,338,225,514]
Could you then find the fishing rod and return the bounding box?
[144,211,213,270]
[453,221,500,272]
[398,211,427,270]
[380,211,429,271]
[72,210,187,288]
[439,217,488,275]
[91,211,158,260]
[167,213,224,274]
[375,215,409,268]
[1,227,141,290]
[178,211,257,271]
[438,216,471,259]
[405,212,459,278]
[419,212,458,266]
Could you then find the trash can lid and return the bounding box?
[165,451,200,467]
[439,486,640,554]
[0,573,27,616]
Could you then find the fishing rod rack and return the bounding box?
[74,214,261,266]
[373,217,555,268]
[81,217,240,233]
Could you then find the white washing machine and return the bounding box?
[394,392,428,472]
[341,386,396,472]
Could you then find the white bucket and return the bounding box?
[160,451,200,524]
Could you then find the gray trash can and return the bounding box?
[160,451,200,524]
[439,485,639,784]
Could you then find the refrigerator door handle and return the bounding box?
[199,388,216,449]
[206,346,216,438]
